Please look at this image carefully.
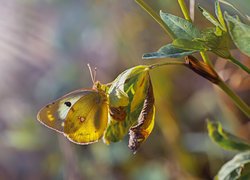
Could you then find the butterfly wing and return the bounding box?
[37,89,108,144]
[63,91,108,144]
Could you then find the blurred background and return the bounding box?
[0,0,249,179]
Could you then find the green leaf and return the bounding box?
[215,26,223,36]
[240,172,250,180]
[215,0,227,30]
[104,66,152,145]
[198,5,224,30]
[160,11,201,40]
[218,0,250,22]
[108,66,148,107]
[216,151,250,180]
[225,12,250,57]
[172,38,207,51]
[142,44,197,59]
[198,28,231,58]
[207,120,250,151]
[198,28,249,73]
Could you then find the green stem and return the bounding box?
[135,0,176,39]
[228,56,250,74]
[177,0,192,22]
[149,61,250,117]
[217,81,250,118]
[149,61,186,69]
[176,0,249,116]
[177,0,214,66]
[200,51,213,67]
[136,0,250,116]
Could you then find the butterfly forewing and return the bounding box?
[37,88,109,144]
[37,100,65,133]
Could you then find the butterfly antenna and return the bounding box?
[87,63,95,84]
[93,67,97,82]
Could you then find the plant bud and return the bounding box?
[185,55,220,84]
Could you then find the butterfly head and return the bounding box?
[93,81,108,94]
[87,64,109,93]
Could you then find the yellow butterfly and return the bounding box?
[37,65,109,144]
[37,64,155,151]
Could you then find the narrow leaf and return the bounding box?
[219,0,250,22]
[142,44,196,59]
[198,5,223,30]
[207,120,250,151]
[216,151,250,180]
[225,12,250,57]
[215,0,227,30]
[160,11,201,40]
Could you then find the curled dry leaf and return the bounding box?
[128,80,155,153]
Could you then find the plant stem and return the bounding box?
[177,0,214,66]
[149,61,250,117]
[177,0,249,116]
[228,56,250,74]
[149,61,186,69]
[136,0,250,116]
[135,0,176,39]
[217,81,250,118]
[200,51,214,67]
[177,0,192,22]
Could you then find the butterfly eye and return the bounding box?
[64,101,72,107]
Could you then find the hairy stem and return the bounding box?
[135,0,176,39]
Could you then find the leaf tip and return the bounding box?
[197,5,203,12]
[142,53,152,59]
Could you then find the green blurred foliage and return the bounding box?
[0,0,249,179]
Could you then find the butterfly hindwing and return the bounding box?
[65,100,108,144]
[63,91,108,144]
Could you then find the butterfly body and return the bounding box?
[37,81,109,144]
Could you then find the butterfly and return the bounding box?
[37,64,155,151]
[37,65,109,144]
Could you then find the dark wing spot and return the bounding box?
[64,101,72,107]
[78,116,86,123]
